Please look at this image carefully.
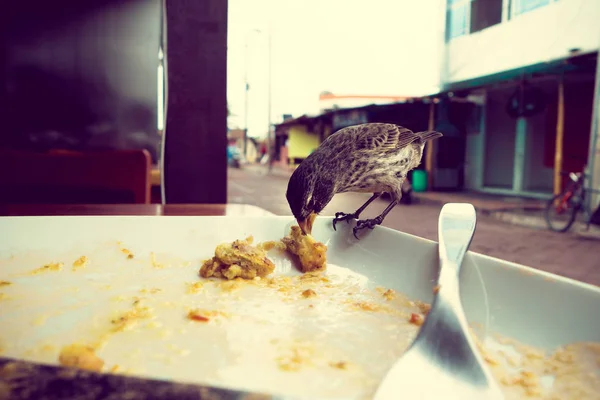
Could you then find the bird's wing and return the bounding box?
[354,123,420,152]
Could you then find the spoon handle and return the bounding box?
[438,203,477,288]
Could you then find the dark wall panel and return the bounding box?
[2,0,161,162]
[163,0,228,204]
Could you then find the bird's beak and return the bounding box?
[297,212,317,235]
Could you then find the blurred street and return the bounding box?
[228,166,600,287]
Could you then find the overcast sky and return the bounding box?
[227,0,445,137]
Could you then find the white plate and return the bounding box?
[0,215,599,399]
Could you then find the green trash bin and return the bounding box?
[412,170,428,192]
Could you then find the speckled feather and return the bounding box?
[286,123,443,221]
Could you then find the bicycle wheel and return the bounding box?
[544,193,579,232]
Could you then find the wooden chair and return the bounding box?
[0,148,152,204]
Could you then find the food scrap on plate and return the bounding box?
[199,236,276,280]
[30,262,63,275]
[186,309,228,323]
[281,225,327,273]
[72,256,89,270]
[58,344,104,372]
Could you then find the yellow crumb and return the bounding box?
[139,288,162,294]
[414,301,431,315]
[375,287,396,301]
[31,262,63,275]
[483,353,500,366]
[150,252,166,268]
[186,282,205,294]
[298,273,329,283]
[121,248,134,259]
[187,309,229,322]
[110,306,152,332]
[131,297,143,306]
[72,256,88,270]
[276,344,314,371]
[351,302,381,312]
[329,361,349,370]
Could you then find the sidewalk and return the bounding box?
[413,191,600,239]
[410,191,549,229]
[412,191,544,213]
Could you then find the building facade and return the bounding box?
[442,0,600,199]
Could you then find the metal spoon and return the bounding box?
[373,203,504,400]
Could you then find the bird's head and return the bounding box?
[286,161,333,235]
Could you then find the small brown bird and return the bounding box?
[286,123,443,238]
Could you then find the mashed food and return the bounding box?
[199,236,276,280]
[281,226,327,273]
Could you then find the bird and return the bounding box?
[285,123,443,239]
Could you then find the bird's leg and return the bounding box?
[332,193,381,231]
[353,199,398,239]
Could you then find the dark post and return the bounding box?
[163,0,228,203]
[0,9,6,148]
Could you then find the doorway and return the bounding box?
[481,84,554,198]
[483,87,517,190]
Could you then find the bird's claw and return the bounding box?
[332,212,357,231]
[352,217,384,239]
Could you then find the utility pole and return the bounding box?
[243,39,249,156]
[243,29,261,157]
[267,19,273,172]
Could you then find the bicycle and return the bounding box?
[544,170,600,233]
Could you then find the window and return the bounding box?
[447,0,470,40]
[513,0,551,16]
[470,0,503,33]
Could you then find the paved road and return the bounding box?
[228,166,600,286]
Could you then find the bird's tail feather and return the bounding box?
[416,130,443,142]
